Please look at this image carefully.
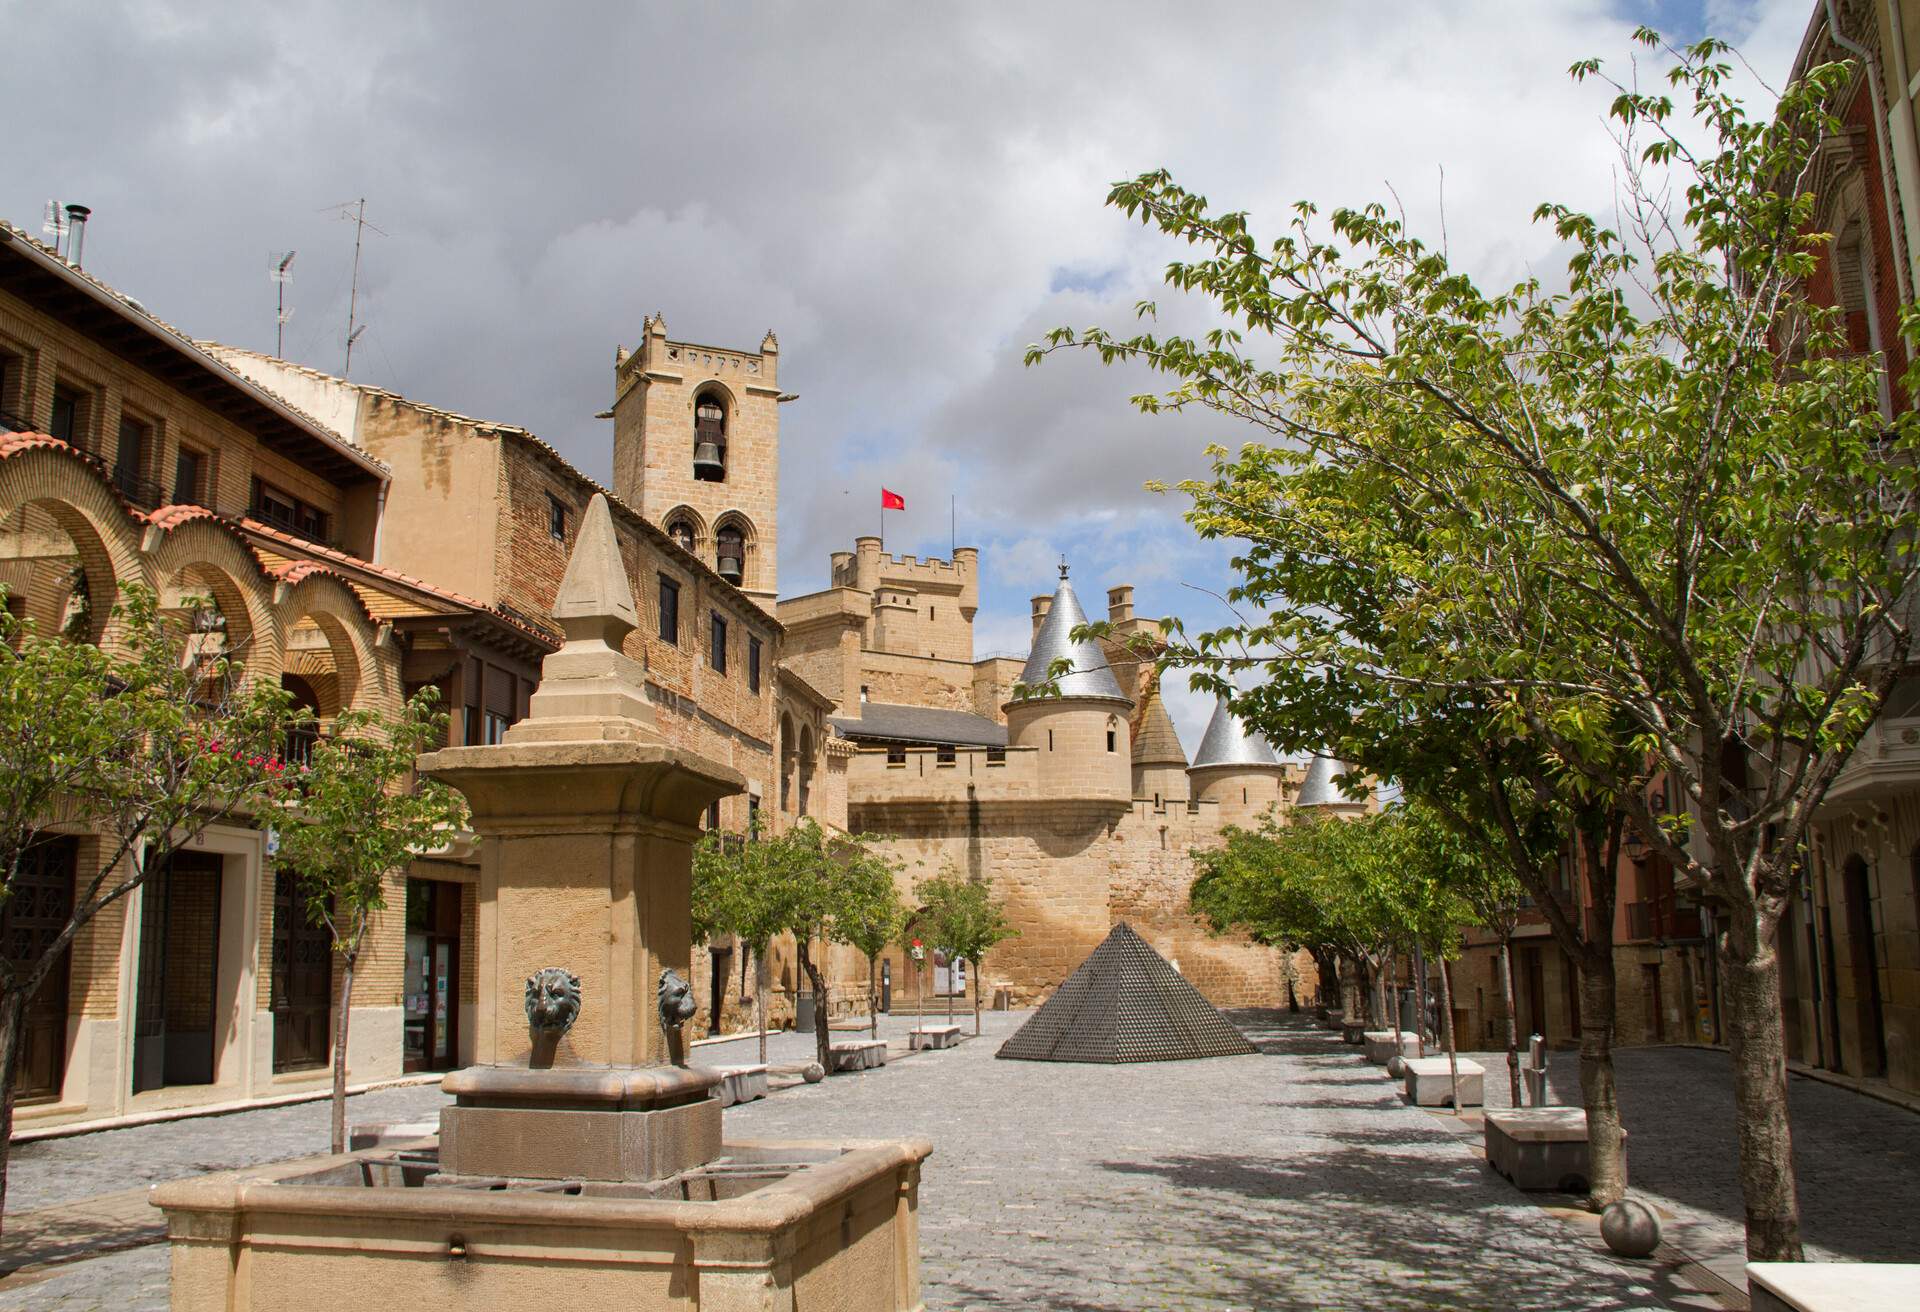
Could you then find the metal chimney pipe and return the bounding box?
[63,205,91,268]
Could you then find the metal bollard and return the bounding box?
[1523,1033,1549,1107]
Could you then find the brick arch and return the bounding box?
[143,515,281,683]
[0,441,145,645]
[272,570,386,716]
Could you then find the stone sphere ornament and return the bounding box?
[801,1062,826,1084]
[1600,1197,1662,1259]
[1386,1054,1406,1078]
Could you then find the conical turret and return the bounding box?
[1186,692,1289,824]
[1132,675,1189,807]
[1018,563,1126,701]
[1293,754,1370,815]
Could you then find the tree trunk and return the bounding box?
[1439,956,1460,1112]
[798,943,831,1073]
[868,952,880,1040]
[972,957,982,1036]
[946,955,955,1025]
[755,948,769,1065]
[1375,954,1391,1033]
[330,948,357,1155]
[0,987,27,1235]
[1413,948,1430,1058]
[1577,953,1627,1210]
[1390,954,1404,1047]
[1499,933,1521,1106]
[1721,907,1805,1261]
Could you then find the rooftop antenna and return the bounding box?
[269,251,296,357]
[321,198,386,377]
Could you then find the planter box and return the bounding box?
[1484,1107,1594,1192]
[1747,1262,1920,1312]
[1402,1056,1484,1108]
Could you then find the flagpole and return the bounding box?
[951,495,955,559]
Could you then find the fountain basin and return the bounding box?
[151,1135,930,1311]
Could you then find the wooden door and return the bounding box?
[132,852,223,1093]
[271,872,332,1073]
[5,838,75,1102]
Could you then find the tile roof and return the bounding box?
[830,701,1008,748]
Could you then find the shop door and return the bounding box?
[271,872,333,1072]
[404,880,461,1072]
[5,838,76,1102]
[132,852,223,1093]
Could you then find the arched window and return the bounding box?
[716,524,745,585]
[693,394,727,482]
[668,518,696,554]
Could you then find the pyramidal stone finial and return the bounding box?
[552,494,638,649]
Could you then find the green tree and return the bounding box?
[694,813,786,1064]
[0,583,292,1230]
[270,688,464,1154]
[914,873,1017,1035]
[1034,33,1904,1257]
[836,847,907,1039]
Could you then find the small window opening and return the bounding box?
[748,636,762,693]
[987,746,1006,764]
[937,744,956,765]
[658,575,680,644]
[547,494,568,541]
[1047,730,1054,750]
[886,746,906,765]
[1107,730,1117,753]
[709,612,728,674]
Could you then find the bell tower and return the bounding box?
[611,313,785,611]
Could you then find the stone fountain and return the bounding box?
[152,494,929,1311]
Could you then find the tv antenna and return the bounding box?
[321,198,386,377]
[269,251,296,357]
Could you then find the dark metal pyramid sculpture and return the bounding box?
[997,922,1257,1063]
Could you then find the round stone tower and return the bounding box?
[1131,674,1189,807]
[1186,693,1292,826]
[1004,562,1133,800]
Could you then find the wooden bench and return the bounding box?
[1747,1262,1919,1312]
[711,1064,769,1108]
[828,1040,888,1072]
[1484,1107,1593,1192]
[1402,1056,1484,1107]
[909,1024,962,1051]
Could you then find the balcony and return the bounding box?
[111,467,165,511]
[1826,715,1920,804]
[1624,898,1704,943]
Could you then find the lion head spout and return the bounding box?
[524,967,582,1037]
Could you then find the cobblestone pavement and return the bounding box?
[730,1010,1682,1310]
[1464,1042,1920,1283]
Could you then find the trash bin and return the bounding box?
[795,989,815,1032]
[880,962,892,1014]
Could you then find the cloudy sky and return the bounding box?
[5,0,1812,745]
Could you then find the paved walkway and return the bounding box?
[0,1012,1913,1309]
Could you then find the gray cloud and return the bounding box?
[4,0,1806,742]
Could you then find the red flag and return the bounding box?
[881,488,906,511]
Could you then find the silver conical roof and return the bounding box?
[1189,693,1281,769]
[1293,754,1346,807]
[1019,567,1127,701]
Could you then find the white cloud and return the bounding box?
[3,0,1816,717]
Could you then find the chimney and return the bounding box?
[1107,585,1135,626]
[1030,594,1052,640]
[63,204,91,268]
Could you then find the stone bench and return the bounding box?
[1321,1010,1345,1032]
[1747,1262,1920,1312]
[711,1064,769,1108]
[1340,1020,1368,1045]
[1362,1030,1421,1064]
[909,1024,963,1051]
[1484,1107,1594,1192]
[1402,1056,1484,1108]
[828,1040,889,1072]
